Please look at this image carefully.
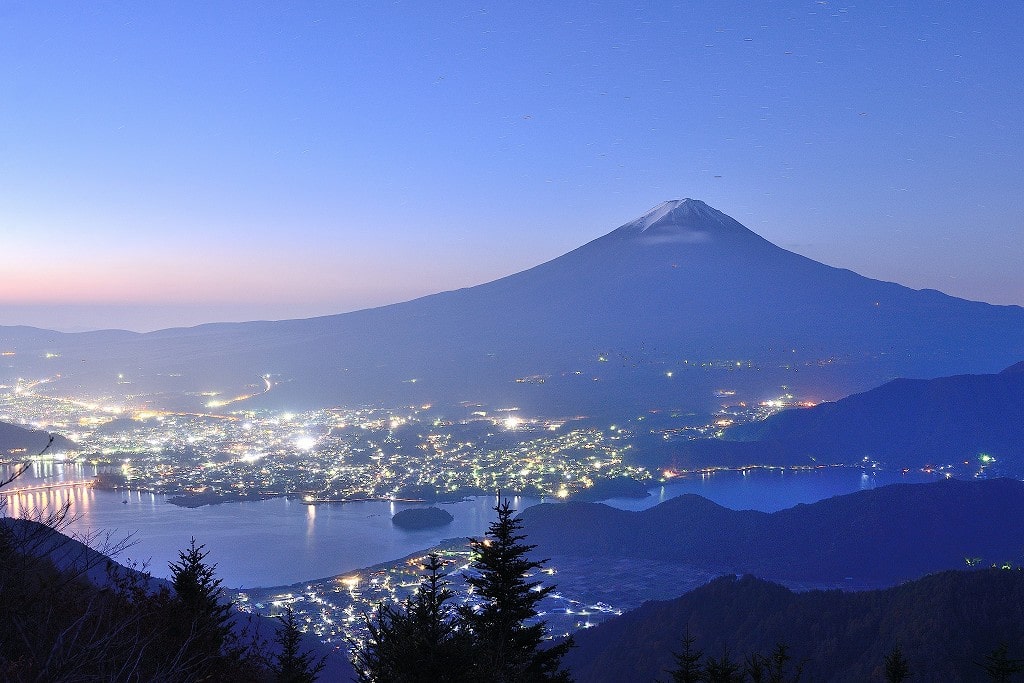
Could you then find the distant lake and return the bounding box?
[607,467,943,513]
[2,462,942,588]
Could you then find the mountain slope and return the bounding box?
[659,362,1024,472]
[718,362,1024,470]
[3,199,1023,414]
[0,421,76,456]
[0,518,354,683]
[519,478,1024,585]
[565,570,1024,683]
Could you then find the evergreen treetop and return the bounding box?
[979,642,1024,682]
[462,498,573,682]
[883,644,911,683]
[351,552,474,682]
[350,500,573,682]
[665,629,704,683]
[271,606,326,683]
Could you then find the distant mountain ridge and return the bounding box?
[565,569,1024,683]
[519,478,1024,585]
[2,199,1023,414]
[660,362,1024,472]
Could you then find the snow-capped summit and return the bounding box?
[612,198,759,245]
[633,199,718,229]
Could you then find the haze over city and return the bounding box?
[2,2,1022,331]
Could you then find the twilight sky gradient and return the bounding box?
[2,2,1022,331]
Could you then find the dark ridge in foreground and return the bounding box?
[565,569,1024,682]
[520,478,1024,585]
[0,516,353,681]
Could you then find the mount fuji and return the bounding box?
[2,199,1023,416]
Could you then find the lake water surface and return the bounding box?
[1,462,940,588]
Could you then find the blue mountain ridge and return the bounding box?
[519,477,1024,584]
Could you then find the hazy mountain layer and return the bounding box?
[3,199,1023,415]
[657,362,1024,472]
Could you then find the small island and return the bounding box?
[391,507,454,530]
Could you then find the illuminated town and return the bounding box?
[0,372,1011,663]
[234,534,726,655]
[0,375,964,652]
[0,374,817,504]
[237,541,619,652]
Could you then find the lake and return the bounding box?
[1,462,941,588]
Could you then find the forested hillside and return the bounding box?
[566,569,1024,682]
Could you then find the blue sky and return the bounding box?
[1,1,1022,330]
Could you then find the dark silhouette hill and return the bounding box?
[3,199,1023,415]
[564,569,1024,683]
[664,362,1024,472]
[0,516,354,681]
[519,478,1024,585]
[0,516,160,589]
[0,421,76,455]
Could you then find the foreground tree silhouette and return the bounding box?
[1,517,266,679]
[169,538,233,653]
[271,606,326,683]
[0,437,162,680]
[462,498,573,682]
[664,637,802,683]
[352,501,572,681]
[164,536,268,680]
[704,645,743,683]
[664,629,704,682]
[979,643,1024,682]
[747,643,802,683]
[351,552,473,682]
[884,644,911,683]
[0,445,276,680]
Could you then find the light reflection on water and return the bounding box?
[2,462,941,588]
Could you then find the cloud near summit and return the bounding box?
[637,229,713,245]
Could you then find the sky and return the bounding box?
[1,1,1022,331]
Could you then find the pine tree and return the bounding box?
[704,645,744,683]
[351,553,473,682]
[664,628,705,682]
[272,606,326,683]
[980,642,1024,682]
[168,537,235,675]
[747,644,802,683]
[404,553,474,679]
[884,644,911,683]
[462,498,573,682]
